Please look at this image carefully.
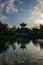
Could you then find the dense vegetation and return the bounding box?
[0,21,16,41]
[0,21,43,39]
[31,24,43,39]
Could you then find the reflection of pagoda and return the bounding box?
[16,23,29,39]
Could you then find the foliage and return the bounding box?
[0,21,43,39]
[0,21,16,39]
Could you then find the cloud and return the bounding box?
[19,1,23,4]
[0,0,18,13]
[0,15,8,21]
[37,0,43,13]
[28,0,43,25]
[6,6,18,14]
[0,3,5,12]
[6,0,23,13]
[32,6,41,19]
[0,0,24,14]
[35,19,43,24]
[8,0,15,4]
[34,13,43,24]
[17,0,23,4]
[6,0,18,13]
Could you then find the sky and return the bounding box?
[0,0,43,28]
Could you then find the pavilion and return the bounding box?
[16,23,29,38]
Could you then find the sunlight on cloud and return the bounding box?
[34,0,43,24]
[40,14,43,19]
[35,19,43,24]
[37,0,43,13]
[35,14,43,24]
[30,0,43,25]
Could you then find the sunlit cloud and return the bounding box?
[35,14,43,24]
[40,14,43,20]
[35,19,43,24]
[29,0,43,25]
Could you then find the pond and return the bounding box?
[0,38,43,65]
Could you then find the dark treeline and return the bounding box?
[16,24,43,39]
[0,21,16,41]
[30,24,43,39]
[0,21,43,39]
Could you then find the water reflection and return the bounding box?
[0,38,43,65]
[16,38,30,49]
[0,40,8,53]
[32,39,43,49]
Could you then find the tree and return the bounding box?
[9,25,16,36]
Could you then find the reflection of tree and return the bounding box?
[39,24,43,39]
[32,39,43,49]
[39,43,43,49]
[32,28,39,39]
[20,43,26,49]
[32,40,39,46]
[16,38,30,49]
[36,39,43,49]
[9,38,16,50]
[0,37,16,53]
[0,40,8,53]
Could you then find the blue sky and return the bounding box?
[0,0,43,28]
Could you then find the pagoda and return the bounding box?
[16,23,29,39]
[20,23,27,28]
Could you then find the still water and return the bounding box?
[0,38,43,65]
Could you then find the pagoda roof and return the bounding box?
[20,23,27,26]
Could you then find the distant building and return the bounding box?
[16,23,29,38]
